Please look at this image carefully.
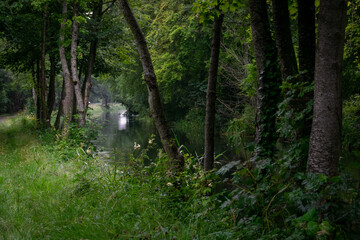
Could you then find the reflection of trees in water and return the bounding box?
[97,112,157,162]
[96,112,232,163]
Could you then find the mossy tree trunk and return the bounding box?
[249,0,282,159]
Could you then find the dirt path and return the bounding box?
[0,115,15,123]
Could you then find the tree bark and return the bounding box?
[59,0,74,133]
[83,0,103,110]
[71,3,86,127]
[297,0,316,139]
[34,60,40,121]
[118,0,184,171]
[204,13,224,171]
[307,0,347,177]
[47,53,56,124]
[249,0,282,159]
[35,59,41,122]
[39,5,48,126]
[272,0,298,82]
[55,79,65,130]
[298,0,315,86]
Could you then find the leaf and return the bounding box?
[216,160,241,175]
[306,221,319,236]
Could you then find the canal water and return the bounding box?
[93,107,360,185]
[94,109,233,163]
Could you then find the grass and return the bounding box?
[1,115,360,239]
[0,116,232,239]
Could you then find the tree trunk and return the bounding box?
[204,13,224,171]
[47,53,56,124]
[39,5,48,126]
[307,0,347,177]
[297,0,316,139]
[71,3,86,127]
[83,0,102,110]
[249,0,282,159]
[55,79,65,130]
[59,0,74,133]
[298,0,315,86]
[31,63,38,118]
[272,0,298,82]
[118,0,184,171]
[36,59,41,122]
[102,94,109,109]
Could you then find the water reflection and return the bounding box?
[118,111,128,130]
[95,111,158,162]
[95,110,233,163]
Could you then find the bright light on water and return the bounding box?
[118,114,128,130]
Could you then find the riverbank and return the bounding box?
[1,115,359,239]
[0,116,230,239]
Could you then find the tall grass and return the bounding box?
[0,116,233,239]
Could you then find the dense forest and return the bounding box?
[1,0,360,239]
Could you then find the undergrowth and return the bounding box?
[1,115,360,239]
[0,116,232,239]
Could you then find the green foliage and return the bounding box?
[1,112,360,239]
[144,0,212,119]
[342,94,360,151]
[193,0,247,24]
[225,104,255,157]
[0,117,232,239]
[216,156,360,239]
[343,0,360,99]
[277,78,314,140]
[253,44,282,159]
[240,63,257,98]
[0,69,31,114]
[55,116,100,161]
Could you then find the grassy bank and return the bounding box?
[1,116,359,239]
[0,116,229,239]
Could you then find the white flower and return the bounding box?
[133,142,140,150]
[167,182,173,187]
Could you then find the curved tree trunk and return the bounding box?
[118,0,184,171]
[307,0,347,177]
[249,0,282,159]
[59,0,74,133]
[71,3,86,127]
[204,13,224,171]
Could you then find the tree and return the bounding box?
[307,0,348,177]
[59,0,74,132]
[204,11,224,171]
[39,4,48,126]
[297,0,315,139]
[249,0,281,159]
[271,0,298,82]
[70,2,86,127]
[83,0,104,110]
[118,0,184,171]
